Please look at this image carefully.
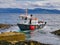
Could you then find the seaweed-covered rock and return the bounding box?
[15,40,50,45]
[0,40,50,45]
[51,29,60,35]
[0,40,13,45]
[0,24,11,29]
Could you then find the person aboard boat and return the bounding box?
[29,14,33,24]
[29,14,38,25]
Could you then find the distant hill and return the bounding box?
[0,8,60,14]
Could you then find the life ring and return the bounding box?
[29,25,35,30]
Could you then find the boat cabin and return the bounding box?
[18,15,39,25]
[17,9,46,30]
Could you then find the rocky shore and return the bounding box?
[0,24,13,29]
[0,40,50,45]
[51,29,60,36]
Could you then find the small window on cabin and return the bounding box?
[19,16,24,20]
[25,17,27,20]
[22,17,24,19]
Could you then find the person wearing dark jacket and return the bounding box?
[29,14,33,24]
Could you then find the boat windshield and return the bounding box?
[19,15,31,20]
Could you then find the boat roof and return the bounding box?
[20,15,31,18]
[19,15,38,19]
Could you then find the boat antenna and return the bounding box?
[26,8,28,16]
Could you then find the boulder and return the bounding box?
[51,29,60,35]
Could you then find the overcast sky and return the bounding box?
[0,0,60,10]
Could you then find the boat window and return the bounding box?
[19,16,24,20]
[25,17,27,20]
[19,16,29,20]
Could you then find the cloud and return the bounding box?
[30,0,60,10]
[0,0,60,10]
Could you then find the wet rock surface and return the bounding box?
[51,29,60,36]
[0,24,13,29]
[0,40,50,45]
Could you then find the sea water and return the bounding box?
[0,13,60,45]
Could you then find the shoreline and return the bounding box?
[51,29,60,36]
[0,24,13,29]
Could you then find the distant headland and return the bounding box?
[0,8,60,14]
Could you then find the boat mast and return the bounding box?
[26,8,28,16]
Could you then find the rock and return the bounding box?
[51,29,60,35]
[0,24,11,29]
[15,40,50,45]
[0,40,50,45]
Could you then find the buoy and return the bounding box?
[30,25,35,30]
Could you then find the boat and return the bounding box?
[17,9,47,31]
